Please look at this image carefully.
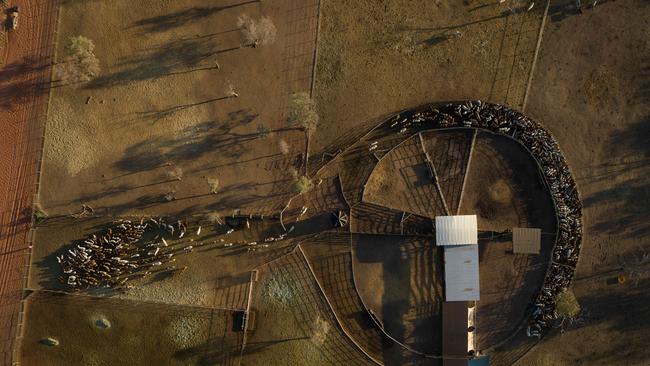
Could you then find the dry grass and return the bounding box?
[44,101,102,175]
[263,276,297,309]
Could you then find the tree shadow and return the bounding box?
[134,96,234,123]
[115,109,259,173]
[0,55,51,110]
[542,277,650,365]
[548,0,615,23]
[132,0,258,34]
[583,116,650,239]
[84,38,222,89]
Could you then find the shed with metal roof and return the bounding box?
[435,215,478,246]
[444,244,480,301]
[512,227,541,254]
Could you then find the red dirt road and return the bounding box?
[0,0,59,364]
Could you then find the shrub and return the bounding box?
[293,175,313,194]
[237,14,277,47]
[33,204,48,224]
[225,82,238,98]
[163,191,176,202]
[207,178,220,194]
[166,167,183,181]
[55,35,100,82]
[279,139,290,155]
[555,289,580,318]
[65,36,95,57]
[287,92,318,132]
[257,124,270,139]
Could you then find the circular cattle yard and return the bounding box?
[293,100,582,364]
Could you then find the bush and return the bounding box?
[207,178,220,194]
[163,191,176,202]
[293,175,313,194]
[555,289,580,318]
[206,212,223,225]
[237,14,277,47]
[279,139,290,155]
[166,167,183,181]
[225,82,238,98]
[55,35,100,82]
[287,92,318,132]
[33,204,48,224]
[257,124,270,139]
[65,36,95,57]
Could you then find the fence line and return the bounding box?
[457,129,477,215]
[522,0,551,112]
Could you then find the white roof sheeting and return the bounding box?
[444,245,480,301]
[435,215,478,246]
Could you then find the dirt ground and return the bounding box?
[363,134,447,218]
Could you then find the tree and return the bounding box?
[237,14,277,47]
[293,175,313,194]
[555,289,581,319]
[54,35,100,83]
[287,92,319,133]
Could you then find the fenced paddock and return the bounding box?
[20,290,244,366]
[300,238,386,362]
[420,129,475,216]
[248,247,376,365]
[363,135,447,219]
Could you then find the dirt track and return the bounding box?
[0,0,59,364]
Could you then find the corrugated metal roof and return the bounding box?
[435,215,478,246]
[513,227,541,254]
[444,245,480,301]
